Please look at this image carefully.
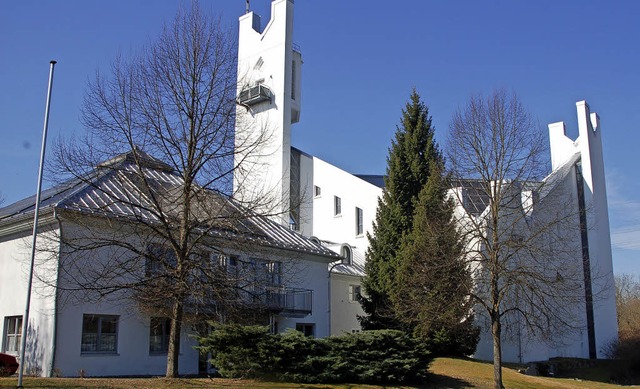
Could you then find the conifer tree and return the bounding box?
[392,164,478,355]
[360,90,441,330]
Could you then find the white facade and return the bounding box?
[467,101,618,363]
[295,150,382,335]
[0,153,336,377]
[233,0,383,336]
[236,0,618,360]
[233,0,302,224]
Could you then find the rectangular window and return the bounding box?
[291,60,297,100]
[355,207,364,235]
[348,285,361,302]
[334,196,342,216]
[149,317,171,354]
[146,244,177,277]
[265,261,282,286]
[295,323,315,337]
[3,316,22,354]
[314,185,321,197]
[81,314,118,354]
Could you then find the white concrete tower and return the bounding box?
[548,101,618,358]
[233,0,302,226]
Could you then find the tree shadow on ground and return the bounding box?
[423,373,474,388]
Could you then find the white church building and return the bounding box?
[0,0,618,378]
[231,0,617,363]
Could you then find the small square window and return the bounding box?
[81,314,118,354]
[314,186,321,197]
[334,196,342,216]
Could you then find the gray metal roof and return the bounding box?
[0,150,340,260]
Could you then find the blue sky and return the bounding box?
[1,1,639,277]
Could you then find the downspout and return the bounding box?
[49,208,63,377]
[327,261,341,336]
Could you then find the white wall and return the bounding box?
[276,256,330,338]
[0,225,58,376]
[48,220,331,376]
[233,0,298,225]
[548,101,618,358]
[297,152,382,335]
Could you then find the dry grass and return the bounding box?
[0,357,631,388]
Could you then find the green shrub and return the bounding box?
[196,324,275,378]
[197,325,432,384]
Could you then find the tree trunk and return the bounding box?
[492,317,504,389]
[166,300,184,378]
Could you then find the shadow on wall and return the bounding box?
[24,323,44,376]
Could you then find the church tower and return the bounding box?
[233,0,302,226]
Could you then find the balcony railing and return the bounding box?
[178,285,313,318]
[265,287,312,317]
[237,84,273,107]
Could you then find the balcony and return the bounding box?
[265,287,312,317]
[237,84,273,107]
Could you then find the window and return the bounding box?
[146,244,177,277]
[355,207,364,235]
[81,314,118,353]
[265,261,282,286]
[3,316,22,354]
[291,60,297,100]
[341,245,352,265]
[349,285,361,302]
[295,323,315,337]
[149,317,171,354]
[334,196,341,216]
[314,185,321,197]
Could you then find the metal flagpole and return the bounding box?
[17,60,56,388]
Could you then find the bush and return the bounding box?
[603,333,640,384]
[196,324,275,378]
[197,325,432,384]
[426,323,480,357]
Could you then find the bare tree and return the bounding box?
[447,89,590,389]
[615,273,640,339]
[36,3,305,378]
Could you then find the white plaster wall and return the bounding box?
[471,101,617,363]
[276,256,330,337]
[54,301,199,377]
[0,226,58,376]
[47,220,331,376]
[330,273,363,335]
[308,156,382,252]
[549,101,618,358]
[234,0,297,225]
[303,155,381,335]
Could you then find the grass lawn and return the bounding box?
[0,357,630,388]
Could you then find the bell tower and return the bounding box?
[233,0,302,226]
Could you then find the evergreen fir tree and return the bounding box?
[392,164,478,355]
[360,89,441,330]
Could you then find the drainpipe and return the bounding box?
[327,261,342,336]
[48,208,63,377]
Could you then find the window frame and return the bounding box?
[314,185,321,197]
[295,323,315,337]
[149,317,171,355]
[355,207,364,235]
[3,316,22,355]
[348,284,361,303]
[81,314,119,354]
[341,245,352,265]
[334,195,342,216]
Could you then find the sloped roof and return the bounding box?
[0,150,340,260]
